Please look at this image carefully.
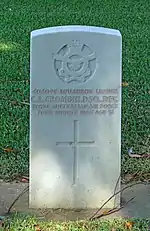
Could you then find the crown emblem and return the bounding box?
[53,41,97,84]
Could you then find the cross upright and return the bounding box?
[56,120,96,185]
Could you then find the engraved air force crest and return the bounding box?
[53,40,97,83]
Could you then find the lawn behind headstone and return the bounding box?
[0,0,150,181]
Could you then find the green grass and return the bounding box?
[0,0,150,180]
[0,213,149,231]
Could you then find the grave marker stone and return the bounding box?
[30,25,122,209]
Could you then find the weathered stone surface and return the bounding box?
[0,182,150,219]
[30,25,122,208]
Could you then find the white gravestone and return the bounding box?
[30,25,122,209]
